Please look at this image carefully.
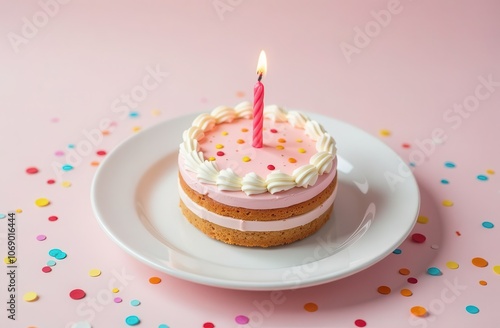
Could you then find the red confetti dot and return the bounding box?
[402,143,411,148]
[26,167,39,174]
[42,266,52,273]
[48,216,58,222]
[216,151,225,156]
[270,129,278,133]
[203,323,215,328]
[407,277,418,284]
[47,179,56,184]
[411,233,426,243]
[69,289,86,300]
[355,319,367,327]
[96,150,107,156]
[267,165,275,170]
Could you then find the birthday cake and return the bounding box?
[178,102,337,247]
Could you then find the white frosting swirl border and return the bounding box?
[179,101,337,195]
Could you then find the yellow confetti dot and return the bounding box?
[237,139,245,144]
[151,109,161,116]
[379,129,391,137]
[399,268,410,275]
[296,138,303,143]
[278,138,286,143]
[288,158,297,163]
[112,288,120,293]
[242,156,251,162]
[89,269,101,277]
[377,286,391,295]
[410,306,427,317]
[208,157,216,161]
[493,265,500,274]
[132,126,141,132]
[61,181,72,188]
[16,209,22,213]
[221,131,228,136]
[417,215,429,224]
[23,292,38,302]
[442,200,454,207]
[90,161,100,166]
[35,198,50,207]
[4,257,16,264]
[298,148,306,154]
[472,257,488,267]
[215,144,224,149]
[149,276,161,284]
[304,302,318,312]
[276,145,284,150]
[486,169,495,175]
[241,128,249,132]
[479,280,487,286]
[400,289,413,297]
[446,261,459,269]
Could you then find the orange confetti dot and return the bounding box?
[288,158,297,163]
[149,277,161,284]
[442,200,454,207]
[102,130,110,135]
[298,148,306,153]
[377,286,391,295]
[472,257,488,268]
[304,302,318,312]
[410,306,427,317]
[479,280,487,286]
[486,169,495,175]
[278,138,286,143]
[132,126,141,132]
[276,145,284,150]
[236,91,245,98]
[399,268,410,275]
[241,128,249,132]
[215,144,224,149]
[90,161,100,166]
[400,289,413,297]
[237,139,245,144]
[242,156,251,162]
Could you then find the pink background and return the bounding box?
[1,0,499,327]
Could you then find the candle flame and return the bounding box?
[256,50,267,76]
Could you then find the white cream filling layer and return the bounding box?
[179,182,337,232]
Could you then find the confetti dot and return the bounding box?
[47,179,56,184]
[130,299,141,306]
[241,128,248,132]
[149,277,161,284]
[203,323,215,328]
[298,148,306,153]
[47,260,56,266]
[89,269,101,277]
[446,261,459,269]
[125,315,140,326]
[16,208,22,213]
[402,143,411,148]
[23,292,38,302]
[71,322,92,328]
[49,248,62,257]
[69,289,86,300]
[102,130,110,135]
[399,268,410,275]
[477,174,488,181]
[354,319,367,327]
[96,150,107,156]
[215,144,224,149]
[62,164,73,171]
[288,158,297,163]
[242,156,251,162]
[442,200,454,207]
[411,306,427,317]
[236,139,245,144]
[54,150,65,156]
[407,277,418,284]
[26,167,39,174]
[482,221,494,229]
[409,162,416,167]
[440,179,449,184]
[0,213,5,219]
[411,233,426,243]
[431,244,440,250]
[132,126,141,132]
[36,234,46,241]
[472,257,488,267]
[48,215,58,222]
[486,169,495,175]
[112,288,120,293]
[114,297,122,303]
[90,161,100,166]
[296,138,303,143]
[35,198,50,207]
[270,129,278,133]
[158,325,169,328]
[379,129,391,137]
[278,138,286,143]
[479,280,487,286]
[55,252,67,260]
[267,165,275,170]
[208,157,216,161]
[304,302,318,312]
[151,109,161,116]
[417,215,429,224]
[465,305,479,314]
[129,111,139,118]
[401,289,413,297]
[427,267,442,276]
[276,145,284,150]
[493,266,500,274]
[235,315,249,324]
[236,91,245,98]
[444,161,456,168]
[216,151,225,156]
[393,248,402,254]
[377,286,391,295]
[62,181,72,188]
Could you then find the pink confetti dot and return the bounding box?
[54,150,64,156]
[114,297,122,303]
[69,289,86,300]
[26,167,39,174]
[36,234,46,241]
[42,266,52,273]
[47,179,56,184]
[96,150,107,156]
[235,315,249,324]
[48,216,58,222]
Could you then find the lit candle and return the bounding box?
[253,50,267,148]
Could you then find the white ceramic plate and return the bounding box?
[91,112,419,290]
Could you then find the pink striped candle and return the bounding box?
[253,50,267,148]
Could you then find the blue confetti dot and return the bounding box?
[466,305,479,314]
[393,248,402,254]
[125,315,140,326]
[129,111,140,118]
[444,161,456,168]
[130,299,141,306]
[409,162,416,167]
[0,213,5,219]
[62,164,74,171]
[47,260,57,266]
[477,174,488,181]
[55,252,67,260]
[482,221,494,229]
[440,179,449,184]
[158,325,169,328]
[427,267,442,276]
[48,248,62,257]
